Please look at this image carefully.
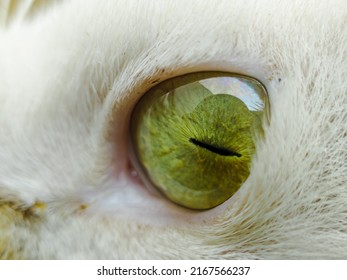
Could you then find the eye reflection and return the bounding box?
[199,76,268,114]
[130,72,269,210]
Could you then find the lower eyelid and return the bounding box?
[85,154,238,226]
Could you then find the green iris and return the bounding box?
[130,72,269,210]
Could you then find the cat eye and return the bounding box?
[129,72,269,210]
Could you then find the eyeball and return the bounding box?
[130,72,269,210]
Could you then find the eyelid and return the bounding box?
[101,65,272,224]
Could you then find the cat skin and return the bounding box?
[0,0,346,259]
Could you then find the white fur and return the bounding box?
[0,0,346,259]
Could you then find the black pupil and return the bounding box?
[189,138,241,157]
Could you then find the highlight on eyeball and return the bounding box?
[130,72,269,210]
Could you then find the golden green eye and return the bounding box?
[130,72,269,210]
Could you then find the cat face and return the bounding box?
[0,0,346,259]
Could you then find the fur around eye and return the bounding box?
[1,0,346,260]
